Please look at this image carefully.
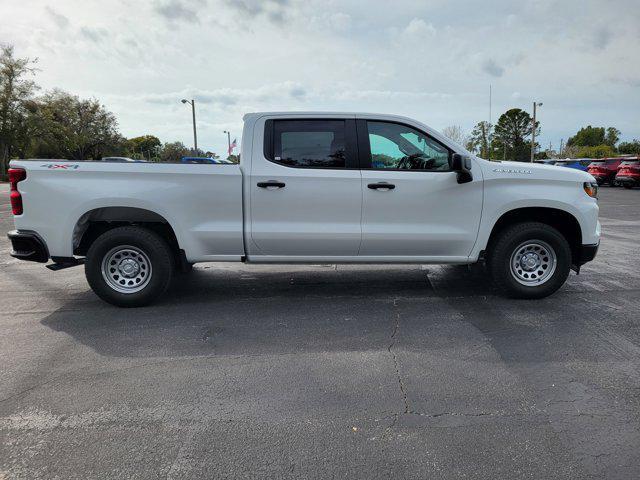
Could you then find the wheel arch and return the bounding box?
[72,206,181,258]
[484,207,583,265]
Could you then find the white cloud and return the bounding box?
[403,18,436,37]
[79,26,108,43]
[45,6,70,29]
[481,59,504,78]
[154,0,204,24]
[329,12,351,31]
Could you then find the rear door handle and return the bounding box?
[257,181,286,188]
[368,182,395,190]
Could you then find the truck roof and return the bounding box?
[242,111,472,156]
[243,111,418,122]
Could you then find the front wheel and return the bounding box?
[487,222,571,299]
[85,226,174,307]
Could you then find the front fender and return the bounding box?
[470,177,599,260]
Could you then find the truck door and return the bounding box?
[357,119,483,259]
[248,116,362,258]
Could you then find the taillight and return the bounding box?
[8,168,26,215]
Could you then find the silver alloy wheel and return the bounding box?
[509,240,557,286]
[101,245,152,294]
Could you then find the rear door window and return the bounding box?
[267,120,355,168]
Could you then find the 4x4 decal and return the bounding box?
[40,164,79,169]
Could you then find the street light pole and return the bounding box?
[223,130,231,156]
[181,99,198,153]
[531,101,542,162]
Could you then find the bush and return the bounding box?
[576,144,616,158]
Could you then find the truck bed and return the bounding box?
[10,160,245,262]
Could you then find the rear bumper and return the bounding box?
[7,230,49,263]
[615,176,640,185]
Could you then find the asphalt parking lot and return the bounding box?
[1,183,639,479]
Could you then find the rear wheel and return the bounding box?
[85,226,174,307]
[488,222,571,299]
[623,184,633,189]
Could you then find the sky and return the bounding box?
[2,0,639,156]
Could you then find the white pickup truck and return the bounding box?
[7,112,600,307]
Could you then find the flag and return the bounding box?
[228,138,237,155]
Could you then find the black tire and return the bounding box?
[623,184,633,189]
[596,178,604,186]
[85,226,174,307]
[487,222,571,299]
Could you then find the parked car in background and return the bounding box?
[534,159,557,165]
[180,157,233,164]
[615,158,640,189]
[587,158,624,186]
[101,157,146,163]
[555,158,598,171]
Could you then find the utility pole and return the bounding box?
[181,99,198,153]
[223,130,231,156]
[488,84,492,160]
[559,138,564,158]
[531,101,542,162]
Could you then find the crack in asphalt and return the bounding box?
[389,298,409,415]
[383,298,410,435]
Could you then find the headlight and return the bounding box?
[583,182,598,199]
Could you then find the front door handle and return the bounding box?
[368,182,395,190]
[257,181,286,188]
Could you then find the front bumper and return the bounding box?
[591,174,611,184]
[576,242,599,266]
[7,230,49,263]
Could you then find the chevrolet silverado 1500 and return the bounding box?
[7,112,600,307]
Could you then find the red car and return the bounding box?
[587,158,624,186]
[615,158,640,189]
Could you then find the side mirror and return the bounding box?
[450,153,473,184]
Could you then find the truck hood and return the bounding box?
[482,159,596,183]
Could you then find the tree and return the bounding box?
[159,141,190,162]
[127,135,161,160]
[618,140,640,155]
[441,125,468,145]
[576,144,616,159]
[466,121,492,159]
[28,90,122,159]
[605,127,621,147]
[567,126,605,147]
[566,125,622,149]
[492,108,538,162]
[0,45,38,176]
[227,154,240,164]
